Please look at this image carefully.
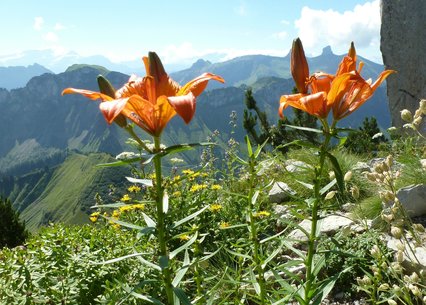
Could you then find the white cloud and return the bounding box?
[156,42,289,65]
[295,0,380,56]
[44,32,58,42]
[33,17,44,31]
[54,23,66,31]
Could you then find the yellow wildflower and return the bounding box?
[172,191,182,197]
[211,184,222,190]
[121,194,131,202]
[132,203,145,211]
[173,175,181,182]
[112,209,121,218]
[127,185,141,193]
[190,184,208,192]
[192,172,200,178]
[119,205,132,213]
[253,211,271,218]
[110,222,121,230]
[219,222,230,229]
[89,211,100,223]
[182,169,194,175]
[179,234,190,241]
[210,204,222,213]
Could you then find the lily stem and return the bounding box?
[153,136,174,305]
[303,121,334,305]
[247,155,266,304]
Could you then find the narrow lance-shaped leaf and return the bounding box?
[126,176,153,187]
[325,152,344,193]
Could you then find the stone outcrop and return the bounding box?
[380,0,426,134]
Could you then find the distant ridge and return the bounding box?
[0,63,52,90]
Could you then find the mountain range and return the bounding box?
[0,47,391,230]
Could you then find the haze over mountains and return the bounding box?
[0,46,391,230]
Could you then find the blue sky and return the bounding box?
[0,0,382,68]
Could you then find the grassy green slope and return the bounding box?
[20,152,128,231]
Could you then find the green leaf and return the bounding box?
[135,253,162,271]
[142,212,156,227]
[198,247,221,263]
[296,180,314,190]
[245,135,253,157]
[126,177,153,187]
[96,157,143,167]
[319,178,337,195]
[172,205,209,229]
[311,274,339,305]
[224,247,251,260]
[92,252,150,265]
[172,250,190,287]
[248,268,261,296]
[251,190,259,206]
[262,241,285,269]
[163,142,215,157]
[173,287,192,305]
[284,124,323,133]
[170,233,198,259]
[90,200,153,209]
[254,138,269,159]
[128,291,164,305]
[325,152,344,193]
[101,215,146,231]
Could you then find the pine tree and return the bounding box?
[344,117,388,154]
[0,197,29,248]
[243,87,319,153]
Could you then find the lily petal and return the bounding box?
[62,88,113,101]
[99,98,129,124]
[179,73,225,97]
[168,92,196,124]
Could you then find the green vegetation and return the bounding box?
[11,152,130,231]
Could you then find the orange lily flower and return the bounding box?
[279,38,395,122]
[62,52,224,136]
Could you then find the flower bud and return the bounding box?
[291,38,309,94]
[391,226,403,239]
[391,262,403,273]
[413,223,425,233]
[396,241,405,251]
[381,213,393,223]
[419,99,426,115]
[351,186,360,199]
[412,116,422,127]
[370,245,380,258]
[387,300,397,305]
[386,155,393,168]
[329,171,335,180]
[366,173,376,182]
[378,283,390,291]
[410,272,419,283]
[396,250,404,263]
[400,109,413,122]
[344,171,353,182]
[324,191,336,200]
[374,164,383,174]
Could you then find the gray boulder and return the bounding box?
[397,184,426,217]
[381,0,426,134]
